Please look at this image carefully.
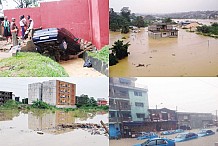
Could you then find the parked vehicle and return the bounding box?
[32,28,81,61]
[137,132,158,140]
[133,138,175,146]
[160,130,176,135]
[174,132,198,142]
[197,129,215,137]
[179,125,191,130]
[174,129,184,133]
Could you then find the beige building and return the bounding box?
[28,80,76,108]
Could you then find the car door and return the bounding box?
[156,139,168,146]
[147,140,157,145]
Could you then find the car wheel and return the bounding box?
[59,40,68,50]
[36,45,44,54]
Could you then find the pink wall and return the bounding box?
[4,0,109,49]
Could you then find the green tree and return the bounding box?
[76,94,89,107]
[88,97,97,106]
[162,17,173,23]
[110,40,130,60]
[132,16,145,28]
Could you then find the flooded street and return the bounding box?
[0,110,108,146]
[110,19,218,77]
[110,127,218,146]
[60,58,105,77]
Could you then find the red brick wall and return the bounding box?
[4,0,109,49]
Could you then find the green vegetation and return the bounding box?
[31,100,56,110]
[109,40,130,66]
[0,98,108,113]
[76,94,97,108]
[0,100,21,109]
[87,46,109,63]
[0,52,69,77]
[196,23,218,38]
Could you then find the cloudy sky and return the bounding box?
[0,77,108,99]
[136,77,218,115]
[110,0,218,14]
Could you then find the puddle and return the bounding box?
[0,109,108,146]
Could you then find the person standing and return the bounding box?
[19,15,27,41]
[27,15,34,39]
[2,16,12,43]
[10,18,18,46]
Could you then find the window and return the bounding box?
[147,140,156,145]
[135,102,144,107]
[157,139,167,145]
[134,91,142,96]
[163,33,167,35]
[136,113,145,118]
[119,78,131,85]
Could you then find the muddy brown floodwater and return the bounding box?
[110,19,218,77]
[110,127,218,146]
[0,110,108,146]
[60,58,105,77]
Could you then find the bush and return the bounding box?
[2,100,20,109]
[31,100,55,109]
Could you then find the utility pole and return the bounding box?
[216,110,217,122]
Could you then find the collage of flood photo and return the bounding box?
[0,0,218,146]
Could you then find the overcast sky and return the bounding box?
[110,0,218,14]
[0,77,108,99]
[136,77,218,115]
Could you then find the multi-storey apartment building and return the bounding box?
[109,77,149,138]
[0,91,12,105]
[28,80,76,108]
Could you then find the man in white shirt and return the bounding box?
[25,15,34,39]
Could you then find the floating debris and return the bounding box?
[37,131,44,135]
[136,64,145,67]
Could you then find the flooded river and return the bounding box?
[0,109,108,146]
[110,19,218,77]
[110,127,218,146]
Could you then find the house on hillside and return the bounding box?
[148,22,178,38]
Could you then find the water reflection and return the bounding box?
[0,110,19,121]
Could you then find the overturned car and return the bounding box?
[32,28,82,61]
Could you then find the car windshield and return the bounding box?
[198,130,207,134]
[176,134,186,138]
[141,140,151,146]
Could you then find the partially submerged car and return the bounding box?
[137,132,158,140]
[174,129,184,133]
[32,28,81,61]
[197,129,215,137]
[133,138,175,146]
[160,130,176,135]
[174,132,198,142]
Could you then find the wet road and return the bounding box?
[0,110,108,146]
[110,19,218,77]
[110,127,218,146]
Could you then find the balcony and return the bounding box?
[109,117,132,123]
[110,104,131,111]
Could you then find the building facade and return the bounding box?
[28,83,43,104]
[28,80,76,108]
[148,23,178,38]
[0,91,12,105]
[177,112,213,129]
[97,98,108,106]
[109,78,149,138]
